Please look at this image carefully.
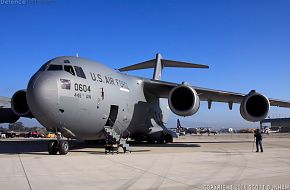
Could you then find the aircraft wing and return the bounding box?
[0,96,11,108]
[143,79,290,108]
[0,96,20,123]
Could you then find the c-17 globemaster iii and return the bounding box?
[1,53,290,155]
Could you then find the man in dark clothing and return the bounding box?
[254,129,263,152]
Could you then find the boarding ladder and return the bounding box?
[104,125,131,154]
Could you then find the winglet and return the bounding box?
[118,53,209,80]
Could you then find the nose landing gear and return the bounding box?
[48,132,69,155]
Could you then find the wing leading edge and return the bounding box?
[143,79,290,108]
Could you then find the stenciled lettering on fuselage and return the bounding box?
[74,83,92,99]
[90,72,129,90]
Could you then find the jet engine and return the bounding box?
[11,90,33,118]
[240,91,270,122]
[0,108,20,123]
[168,85,200,116]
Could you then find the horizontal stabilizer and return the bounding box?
[118,57,209,72]
[119,59,156,71]
[119,53,209,80]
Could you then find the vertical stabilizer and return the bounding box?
[153,53,163,80]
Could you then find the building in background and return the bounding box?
[260,118,290,133]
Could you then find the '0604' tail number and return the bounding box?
[74,83,91,93]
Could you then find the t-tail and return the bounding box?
[118,53,209,80]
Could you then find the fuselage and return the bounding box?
[26,56,170,140]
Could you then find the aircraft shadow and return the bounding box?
[0,139,106,155]
[0,140,49,154]
[0,138,250,155]
[128,141,201,148]
[172,141,253,144]
[0,139,201,155]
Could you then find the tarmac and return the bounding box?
[0,133,290,190]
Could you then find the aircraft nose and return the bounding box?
[26,73,59,122]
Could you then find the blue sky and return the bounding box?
[0,0,290,129]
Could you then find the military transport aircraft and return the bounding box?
[1,53,290,155]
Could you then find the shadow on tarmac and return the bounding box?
[172,141,252,144]
[129,142,201,148]
[0,140,49,154]
[0,138,251,155]
[0,139,104,154]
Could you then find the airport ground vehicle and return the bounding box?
[25,131,45,138]
[4,131,16,138]
[0,133,6,138]
[46,133,56,138]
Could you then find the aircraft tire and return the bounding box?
[59,140,69,155]
[48,140,58,155]
[164,134,173,143]
[156,136,165,144]
[147,137,156,144]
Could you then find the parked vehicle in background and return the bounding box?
[25,131,45,138]
[46,133,56,138]
[1,133,6,138]
[239,128,256,133]
[4,131,16,138]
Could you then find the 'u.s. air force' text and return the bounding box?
[90,72,129,90]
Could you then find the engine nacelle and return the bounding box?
[11,90,33,118]
[168,85,200,116]
[0,108,20,123]
[240,91,270,122]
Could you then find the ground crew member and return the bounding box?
[254,129,263,152]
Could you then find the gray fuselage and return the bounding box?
[26,56,170,140]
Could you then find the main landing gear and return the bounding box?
[147,134,173,144]
[48,132,69,155]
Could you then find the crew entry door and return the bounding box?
[105,105,119,127]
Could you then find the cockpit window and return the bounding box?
[47,65,63,71]
[74,66,86,79]
[64,65,75,76]
[38,64,48,72]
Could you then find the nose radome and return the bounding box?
[26,73,59,120]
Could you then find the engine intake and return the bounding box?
[168,85,200,116]
[240,91,270,122]
[11,90,33,118]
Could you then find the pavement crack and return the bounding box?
[18,154,32,190]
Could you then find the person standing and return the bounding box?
[254,129,263,152]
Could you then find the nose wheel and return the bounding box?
[48,132,69,155]
[48,140,69,155]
